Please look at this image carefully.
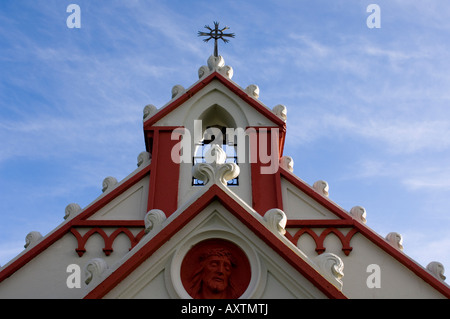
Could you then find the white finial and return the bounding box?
[313,180,329,197]
[171,84,185,99]
[24,231,43,249]
[280,156,294,172]
[143,104,158,121]
[314,253,344,290]
[64,203,82,220]
[245,84,260,99]
[102,176,118,193]
[349,206,367,224]
[84,258,108,285]
[198,55,233,79]
[386,232,403,250]
[426,261,446,281]
[144,209,167,235]
[137,151,151,167]
[204,144,227,165]
[272,104,287,122]
[264,208,287,235]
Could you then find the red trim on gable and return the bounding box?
[0,165,151,283]
[70,227,145,257]
[143,72,217,128]
[143,72,287,130]
[213,73,287,128]
[73,220,144,227]
[286,219,355,227]
[279,167,450,298]
[85,184,346,299]
[212,187,346,299]
[285,226,358,256]
[76,165,151,221]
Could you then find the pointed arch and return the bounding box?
[191,103,241,186]
[70,228,109,257]
[108,228,140,252]
[182,88,250,131]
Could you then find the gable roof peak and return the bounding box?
[198,55,234,80]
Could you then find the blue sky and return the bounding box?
[1,0,449,283]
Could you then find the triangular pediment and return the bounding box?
[281,177,340,220]
[277,167,450,298]
[84,184,346,299]
[143,65,286,131]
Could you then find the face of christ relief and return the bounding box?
[180,239,251,299]
[188,248,237,299]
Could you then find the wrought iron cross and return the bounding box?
[198,21,235,57]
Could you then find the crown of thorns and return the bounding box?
[198,248,237,267]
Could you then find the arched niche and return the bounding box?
[182,88,249,136]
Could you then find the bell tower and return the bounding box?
[142,51,287,218]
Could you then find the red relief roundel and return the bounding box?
[180,238,251,299]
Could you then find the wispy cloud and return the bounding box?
[402,170,450,192]
[287,112,450,154]
[350,158,450,192]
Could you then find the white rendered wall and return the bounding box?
[0,174,150,298]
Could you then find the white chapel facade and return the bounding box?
[0,51,449,299]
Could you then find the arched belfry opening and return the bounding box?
[194,104,237,147]
[176,87,254,206]
[199,104,236,131]
[193,104,239,186]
